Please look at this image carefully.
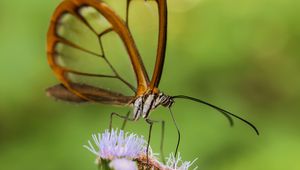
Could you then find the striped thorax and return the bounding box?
[132,92,174,121]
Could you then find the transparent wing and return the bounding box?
[126,0,168,90]
[103,0,166,90]
[47,0,150,104]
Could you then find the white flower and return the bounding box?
[84,129,197,170]
[109,158,138,170]
[165,153,198,170]
[84,129,151,160]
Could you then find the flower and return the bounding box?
[109,158,138,170]
[165,153,198,170]
[83,129,150,160]
[84,129,197,170]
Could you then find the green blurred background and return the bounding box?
[1,0,300,169]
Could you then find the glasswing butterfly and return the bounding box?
[46,0,259,159]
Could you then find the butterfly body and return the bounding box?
[132,92,174,121]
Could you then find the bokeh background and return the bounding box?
[1,0,300,169]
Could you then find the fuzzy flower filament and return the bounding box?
[84,129,150,160]
[84,129,197,170]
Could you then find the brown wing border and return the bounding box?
[149,0,168,91]
[47,0,150,103]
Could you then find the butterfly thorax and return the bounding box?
[132,92,174,121]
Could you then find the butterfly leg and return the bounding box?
[109,112,135,133]
[121,111,131,130]
[145,119,166,164]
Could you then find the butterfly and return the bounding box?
[46,0,259,158]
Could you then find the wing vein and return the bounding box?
[97,31,136,92]
[55,36,103,58]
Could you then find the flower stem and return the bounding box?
[98,159,111,170]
